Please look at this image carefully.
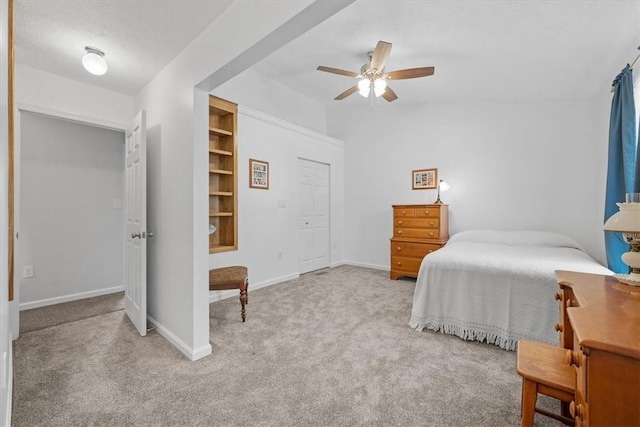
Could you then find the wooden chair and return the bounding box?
[209,266,249,322]
[516,339,575,427]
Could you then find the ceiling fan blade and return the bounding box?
[335,85,359,100]
[370,41,392,72]
[317,66,360,78]
[382,86,398,102]
[386,67,435,80]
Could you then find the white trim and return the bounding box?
[147,315,212,361]
[209,272,300,304]
[239,105,344,148]
[329,260,347,268]
[19,286,124,311]
[2,338,11,427]
[343,260,389,271]
[16,102,127,132]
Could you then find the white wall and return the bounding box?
[134,0,353,360]
[208,107,344,299]
[18,113,124,308]
[15,65,133,130]
[209,63,345,297]
[328,99,610,269]
[214,68,327,134]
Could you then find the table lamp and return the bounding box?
[604,193,640,286]
[434,179,449,204]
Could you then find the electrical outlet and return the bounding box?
[277,251,283,260]
[23,265,34,279]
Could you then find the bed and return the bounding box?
[409,230,612,350]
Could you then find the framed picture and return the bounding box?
[412,168,437,190]
[249,158,269,190]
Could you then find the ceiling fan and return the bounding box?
[316,40,435,102]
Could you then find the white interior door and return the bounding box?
[298,158,330,274]
[124,111,147,336]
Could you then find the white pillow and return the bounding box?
[448,230,584,250]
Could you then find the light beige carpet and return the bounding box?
[12,266,560,426]
[19,291,124,334]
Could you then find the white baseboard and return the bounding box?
[342,260,389,271]
[208,272,300,303]
[147,315,212,362]
[19,286,125,311]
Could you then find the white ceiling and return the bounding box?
[14,0,233,95]
[14,1,640,105]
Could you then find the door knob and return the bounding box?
[131,232,141,239]
[145,231,154,238]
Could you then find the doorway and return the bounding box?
[17,112,125,313]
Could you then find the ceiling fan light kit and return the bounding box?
[317,40,435,103]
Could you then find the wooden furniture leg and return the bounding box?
[516,340,575,427]
[521,378,538,427]
[239,284,247,323]
[209,266,249,322]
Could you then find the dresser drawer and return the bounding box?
[394,207,416,217]
[391,241,442,257]
[415,207,441,218]
[391,256,423,274]
[395,218,440,229]
[394,228,440,239]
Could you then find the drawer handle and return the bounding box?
[554,323,563,332]
[397,246,402,251]
[398,220,403,225]
[401,210,406,215]
[428,232,434,237]
[569,401,584,421]
[429,221,434,226]
[397,261,402,266]
[398,230,403,234]
[424,209,429,215]
[554,292,562,301]
[565,350,582,368]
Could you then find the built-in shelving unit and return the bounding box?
[209,96,238,253]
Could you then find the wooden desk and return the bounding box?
[555,270,640,427]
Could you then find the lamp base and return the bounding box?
[614,273,640,287]
[433,196,443,204]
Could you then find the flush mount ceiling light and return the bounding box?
[82,46,108,75]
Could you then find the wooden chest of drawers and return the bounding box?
[390,204,448,280]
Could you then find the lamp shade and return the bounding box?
[373,78,387,97]
[604,203,640,233]
[439,180,450,192]
[357,79,370,97]
[82,47,107,75]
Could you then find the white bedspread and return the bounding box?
[409,230,612,351]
